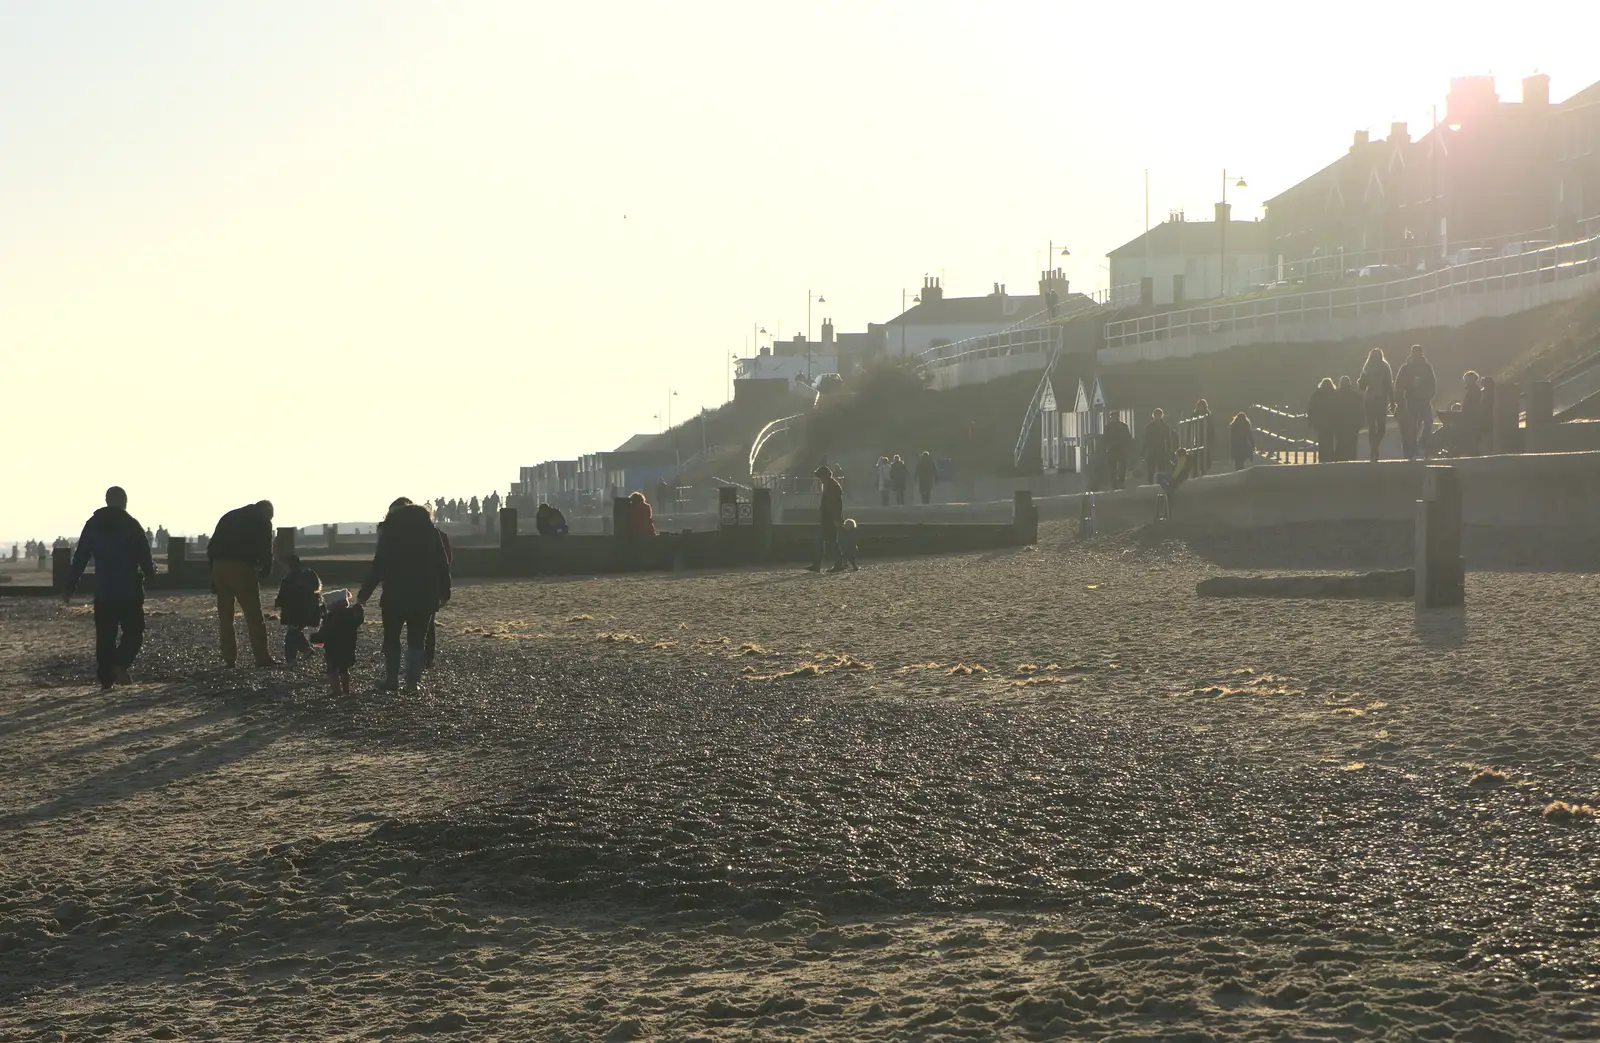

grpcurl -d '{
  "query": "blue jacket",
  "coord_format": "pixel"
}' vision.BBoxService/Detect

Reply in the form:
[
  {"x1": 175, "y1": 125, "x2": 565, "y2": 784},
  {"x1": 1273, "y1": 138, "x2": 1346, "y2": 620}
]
[{"x1": 67, "y1": 506, "x2": 156, "y2": 601}]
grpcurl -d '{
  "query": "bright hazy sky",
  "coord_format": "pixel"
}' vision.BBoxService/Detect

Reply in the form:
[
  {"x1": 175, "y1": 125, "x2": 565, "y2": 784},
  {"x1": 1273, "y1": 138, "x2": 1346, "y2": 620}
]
[{"x1": 4, "y1": 0, "x2": 1595, "y2": 542}]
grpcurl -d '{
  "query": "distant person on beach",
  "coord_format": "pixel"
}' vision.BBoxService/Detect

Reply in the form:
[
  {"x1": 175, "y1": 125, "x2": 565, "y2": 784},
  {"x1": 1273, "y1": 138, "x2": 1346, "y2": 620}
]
[
  {"x1": 535, "y1": 503, "x2": 569, "y2": 536},
  {"x1": 485, "y1": 490, "x2": 501, "y2": 534},
  {"x1": 1334, "y1": 376, "x2": 1363, "y2": 461},
  {"x1": 359, "y1": 499, "x2": 451, "y2": 692},
  {"x1": 626, "y1": 492, "x2": 656, "y2": 537},
  {"x1": 208, "y1": 501, "x2": 277, "y2": 669},
  {"x1": 1308, "y1": 378, "x2": 1338, "y2": 462},
  {"x1": 1230, "y1": 413, "x2": 1256, "y2": 470},
  {"x1": 63, "y1": 486, "x2": 156, "y2": 691},
  {"x1": 1394, "y1": 344, "x2": 1437, "y2": 460},
  {"x1": 807, "y1": 465, "x2": 846, "y2": 573},
  {"x1": 1358, "y1": 348, "x2": 1395, "y2": 462},
  {"x1": 273, "y1": 554, "x2": 324, "y2": 665},
  {"x1": 839, "y1": 517, "x2": 861, "y2": 572},
  {"x1": 876, "y1": 456, "x2": 892, "y2": 506},
  {"x1": 310, "y1": 588, "x2": 363, "y2": 696},
  {"x1": 469, "y1": 495, "x2": 480, "y2": 525},
  {"x1": 1104, "y1": 413, "x2": 1134, "y2": 490},
  {"x1": 889, "y1": 455, "x2": 908, "y2": 505},
  {"x1": 1141, "y1": 409, "x2": 1175, "y2": 485},
  {"x1": 914, "y1": 451, "x2": 936, "y2": 505},
  {"x1": 1189, "y1": 400, "x2": 1215, "y2": 476}
]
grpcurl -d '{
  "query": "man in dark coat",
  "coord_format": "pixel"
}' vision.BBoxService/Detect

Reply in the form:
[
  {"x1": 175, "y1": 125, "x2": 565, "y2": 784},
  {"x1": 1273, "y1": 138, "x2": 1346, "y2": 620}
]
[
  {"x1": 359, "y1": 500, "x2": 451, "y2": 691},
  {"x1": 1141, "y1": 409, "x2": 1175, "y2": 485},
  {"x1": 208, "y1": 500, "x2": 276, "y2": 668},
  {"x1": 913, "y1": 451, "x2": 937, "y2": 505},
  {"x1": 889, "y1": 455, "x2": 909, "y2": 505},
  {"x1": 1103, "y1": 414, "x2": 1134, "y2": 490},
  {"x1": 807, "y1": 465, "x2": 846, "y2": 573},
  {"x1": 1394, "y1": 344, "x2": 1437, "y2": 460},
  {"x1": 64, "y1": 486, "x2": 157, "y2": 690}
]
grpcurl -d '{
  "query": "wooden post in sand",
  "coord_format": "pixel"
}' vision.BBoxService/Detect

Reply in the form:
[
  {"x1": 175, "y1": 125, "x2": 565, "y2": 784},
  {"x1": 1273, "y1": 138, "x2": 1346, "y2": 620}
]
[
  {"x1": 752, "y1": 488, "x2": 773, "y2": 558},
  {"x1": 52, "y1": 546, "x2": 71, "y2": 592},
  {"x1": 1490, "y1": 382, "x2": 1522, "y2": 455},
  {"x1": 1527, "y1": 381, "x2": 1555, "y2": 430},
  {"x1": 166, "y1": 537, "x2": 187, "y2": 586},
  {"x1": 498, "y1": 508, "x2": 518, "y2": 553},
  {"x1": 1013, "y1": 491, "x2": 1038, "y2": 545},
  {"x1": 1415, "y1": 465, "x2": 1464, "y2": 610}
]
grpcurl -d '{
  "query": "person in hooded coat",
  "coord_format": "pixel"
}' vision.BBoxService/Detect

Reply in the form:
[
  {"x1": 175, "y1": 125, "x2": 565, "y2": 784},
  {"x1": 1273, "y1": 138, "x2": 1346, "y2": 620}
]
[
  {"x1": 64, "y1": 486, "x2": 156, "y2": 690},
  {"x1": 358, "y1": 500, "x2": 451, "y2": 692}
]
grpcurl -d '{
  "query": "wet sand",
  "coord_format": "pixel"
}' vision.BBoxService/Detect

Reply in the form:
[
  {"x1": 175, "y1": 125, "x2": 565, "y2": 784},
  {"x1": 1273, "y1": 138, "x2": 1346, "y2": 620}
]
[{"x1": 2, "y1": 521, "x2": 1597, "y2": 1041}]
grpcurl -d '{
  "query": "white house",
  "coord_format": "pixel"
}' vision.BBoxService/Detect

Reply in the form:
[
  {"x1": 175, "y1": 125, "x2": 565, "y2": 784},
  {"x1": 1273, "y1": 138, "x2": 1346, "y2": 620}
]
[
  {"x1": 1108, "y1": 208, "x2": 1269, "y2": 307},
  {"x1": 883, "y1": 272, "x2": 1090, "y2": 358}
]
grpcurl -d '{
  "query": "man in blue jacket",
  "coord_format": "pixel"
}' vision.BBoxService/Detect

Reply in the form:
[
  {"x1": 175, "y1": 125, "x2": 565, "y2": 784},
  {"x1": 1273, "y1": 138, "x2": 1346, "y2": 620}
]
[{"x1": 64, "y1": 486, "x2": 157, "y2": 690}]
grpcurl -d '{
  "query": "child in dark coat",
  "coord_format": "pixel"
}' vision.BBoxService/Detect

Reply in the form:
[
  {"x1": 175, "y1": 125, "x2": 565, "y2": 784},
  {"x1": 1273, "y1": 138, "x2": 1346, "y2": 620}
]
[
  {"x1": 311, "y1": 588, "x2": 364, "y2": 696},
  {"x1": 274, "y1": 555, "x2": 324, "y2": 664},
  {"x1": 839, "y1": 518, "x2": 860, "y2": 571}
]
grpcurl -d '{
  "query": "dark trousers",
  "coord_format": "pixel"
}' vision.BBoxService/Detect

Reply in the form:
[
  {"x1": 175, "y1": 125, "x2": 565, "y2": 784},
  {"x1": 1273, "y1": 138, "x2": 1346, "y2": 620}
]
[
  {"x1": 424, "y1": 616, "x2": 438, "y2": 666},
  {"x1": 918, "y1": 483, "x2": 933, "y2": 505},
  {"x1": 382, "y1": 609, "x2": 433, "y2": 657},
  {"x1": 93, "y1": 598, "x2": 144, "y2": 686},
  {"x1": 894, "y1": 488, "x2": 905, "y2": 505},
  {"x1": 1367, "y1": 409, "x2": 1387, "y2": 462},
  {"x1": 1108, "y1": 456, "x2": 1128, "y2": 490},
  {"x1": 814, "y1": 526, "x2": 843, "y2": 569}
]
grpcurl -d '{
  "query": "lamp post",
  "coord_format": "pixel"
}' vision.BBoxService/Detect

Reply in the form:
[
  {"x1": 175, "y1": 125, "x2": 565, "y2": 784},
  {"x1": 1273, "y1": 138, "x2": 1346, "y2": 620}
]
[
  {"x1": 806, "y1": 290, "x2": 826, "y2": 381},
  {"x1": 1220, "y1": 169, "x2": 1247, "y2": 298},
  {"x1": 1045, "y1": 241, "x2": 1070, "y2": 315}
]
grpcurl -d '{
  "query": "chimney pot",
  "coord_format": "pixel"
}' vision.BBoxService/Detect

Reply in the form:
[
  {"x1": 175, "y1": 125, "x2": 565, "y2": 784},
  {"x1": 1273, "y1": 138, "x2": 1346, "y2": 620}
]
[{"x1": 1389, "y1": 121, "x2": 1409, "y2": 143}]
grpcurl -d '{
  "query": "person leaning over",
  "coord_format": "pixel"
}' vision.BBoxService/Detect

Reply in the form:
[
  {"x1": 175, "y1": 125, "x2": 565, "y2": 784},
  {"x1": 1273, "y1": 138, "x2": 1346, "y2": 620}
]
[{"x1": 208, "y1": 500, "x2": 277, "y2": 668}]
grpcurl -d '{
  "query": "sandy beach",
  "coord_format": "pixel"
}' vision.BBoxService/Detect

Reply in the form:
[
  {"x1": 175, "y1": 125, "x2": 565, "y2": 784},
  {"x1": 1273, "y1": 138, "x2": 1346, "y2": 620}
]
[{"x1": 2, "y1": 520, "x2": 1597, "y2": 1041}]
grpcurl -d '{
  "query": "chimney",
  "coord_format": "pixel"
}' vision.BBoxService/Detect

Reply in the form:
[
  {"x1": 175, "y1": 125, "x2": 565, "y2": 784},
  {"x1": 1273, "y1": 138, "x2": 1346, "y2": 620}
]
[
  {"x1": 920, "y1": 276, "x2": 943, "y2": 303},
  {"x1": 1389, "y1": 121, "x2": 1409, "y2": 144},
  {"x1": 1214, "y1": 201, "x2": 1232, "y2": 225},
  {"x1": 1523, "y1": 73, "x2": 1550, "y2": 107},
  {"x1": 1350, "y1": 129, "x2": 1369, "y2": 152},
  {"x1": 821, "y1": 319, "x2": 835, "y2": 345},
  {"x1": 1038, "y1": 268, "x2": 1070, "y2": 300},
  {"x1": 1446, "y1": 75, "x2": 1498, "y2": 123}
]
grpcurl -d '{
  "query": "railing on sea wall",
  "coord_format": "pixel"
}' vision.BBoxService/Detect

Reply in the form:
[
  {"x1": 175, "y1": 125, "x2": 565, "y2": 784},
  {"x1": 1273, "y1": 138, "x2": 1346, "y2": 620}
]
[
  {"x1": 915, "y1": 296, "x2": 1111, "y2": 371},
  {"x1": 1105, "y1": 235, "x2": 1600, "y2": 351},
  {"x1": 1245, "y1": 404, "x2": 1318, "y2": 464},
  {"x1": 748, "y1": 414, "x2": 803, "y2": 475}
]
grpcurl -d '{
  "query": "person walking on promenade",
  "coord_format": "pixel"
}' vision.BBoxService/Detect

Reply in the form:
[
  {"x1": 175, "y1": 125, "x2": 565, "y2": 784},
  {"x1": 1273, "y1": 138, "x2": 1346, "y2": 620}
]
[
  {"x1": 889, "y1": 455, "x2": 909, "y2": 505},
  {"x1": 63, "y1": 486, "x2": 156, "y2": 690},
  {"x1": 1229, "y1": 413, "x2": 1256, "y2": 470},
  {"x1": 1104, "y1": 412, "x2": 1134, "y2": 490},
  {"x1": 807, "y1": 465, "x2": 846, "y2": 573},
  {"x1": 876, "y1": 456, "x2": 892, "y2": 507},
  {"x1": 1334, "y1": 376, "x2": 1364, "y2": 461},
  {"x1": 1358, "y1": 348, "x2": 1395, "y2": 462},
  {"x1": 1308, "y1": 378, "x2": 1338, "y2": 462},
  {"x1": 913, "y1": 451, "x2": 937, "y2": 505},
  {"x1": 1141, "y1": 409, "x2": 1175, "y2": 486},
  {"x1": 1394, "y1": 344, "x2": 1437, "y2": 460},
  {"x1": 1189, "y1": 400, "x2": 1215, "y2": 476},
  {"x1": 359, "y1": 499, "x2": 451, "y2": 692},
  {"x1": 208, "y1": 500, "x2": 276, "y2": 668}
]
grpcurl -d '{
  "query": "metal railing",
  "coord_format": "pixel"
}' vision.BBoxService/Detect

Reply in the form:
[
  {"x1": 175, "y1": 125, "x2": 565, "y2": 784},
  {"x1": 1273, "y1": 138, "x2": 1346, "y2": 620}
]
[
  {"x1": 916, "y1": 295, "x2": 1110, "y2": 369},
  {"x1": 748, "y1": 413, "x2": 803, "y2": 475},
  {"x1": 1245, "y1": 405, "x2": 1318, "y2": 464},
  {"x1": 1105, "y1": 235, "x2": 1600, "y2": 351}
]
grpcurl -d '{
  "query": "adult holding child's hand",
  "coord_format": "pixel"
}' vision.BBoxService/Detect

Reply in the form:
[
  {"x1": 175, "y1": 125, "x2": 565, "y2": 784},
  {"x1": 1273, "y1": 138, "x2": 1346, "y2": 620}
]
[{"x1": 360, "y1": 498, "x2": 452, "y2": 692}]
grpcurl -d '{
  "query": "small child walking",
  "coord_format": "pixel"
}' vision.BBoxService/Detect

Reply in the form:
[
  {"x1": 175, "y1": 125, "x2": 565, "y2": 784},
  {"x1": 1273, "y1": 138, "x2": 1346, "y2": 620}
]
[
  {"x1": 274, "y1": 555, "x2": 324, "y2": 664},
  {"x1": 311, "y1": 588, "x2": 364, "y2": 696},
  {"x1": 839, "y1": 518, "x2": 861, "y2": 572}
]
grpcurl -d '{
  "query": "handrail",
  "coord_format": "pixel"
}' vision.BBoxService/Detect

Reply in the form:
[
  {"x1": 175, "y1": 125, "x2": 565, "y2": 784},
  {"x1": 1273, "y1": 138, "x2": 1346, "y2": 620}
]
[
  {"x1": 915, "y1": 296, "x2": 1109, "y2": 367},
  {"x1": 748, "y1": 413, "x2": 803, "y2": 475},
  {"x1": 1105, "y1": 234, "x2": 1600, "y2": 351}
]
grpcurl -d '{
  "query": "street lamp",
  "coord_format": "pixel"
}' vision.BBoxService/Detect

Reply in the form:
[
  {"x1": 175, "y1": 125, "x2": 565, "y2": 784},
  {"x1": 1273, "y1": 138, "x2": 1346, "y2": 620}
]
[
  {"x1": 1220, "y1": 170, "x2": 1247, "y2": 297},
  {"x1": 806, "y1": 291, "x2": 826, "y2": 382}
]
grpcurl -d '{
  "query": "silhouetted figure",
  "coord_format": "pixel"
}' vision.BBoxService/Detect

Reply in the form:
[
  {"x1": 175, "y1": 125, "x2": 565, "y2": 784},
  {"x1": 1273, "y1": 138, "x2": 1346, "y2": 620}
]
[
  {"x1": 208, "y1": 501, "x2": 276, "y2": 668},
  {"x1": 807, "y1": 465, "x2": 846, "y2": 572},
  {"x1": 914, "y1": 451, "x2": 936, "y2": 505},
  {"x1": 889, "y1": 455, "x2": 909, "y2": 505},
  {"x1": 274, "y1": 554, "x2": 324, "y2": 665},
  {"x1": 536, "y1": 503, "x2": 569, "y2": 536},
  {"x1": 1394, "y1": 344, "x2": 1437, "y2": 460},
  {"x1": 1358, "y1": 348, "x2": 1395, "y2": 462},
  {"x1": 876, "y1": 456, "x2": 892, "y2": 506},
  {"x1": 1334, "y1": 376, "x2": 1364, "y2": 461},
  {"x1": 840, "y1": 517, "x2": 860, "y2": 571},
  {"x1": 359, "y1": 500, "x2": 451, "y2": 692},
  {"x1": 1458, "y1": 371, "x2": 1487, "y2": 456},
  {"x1": 64, "y1": 486, "x2": 156, "y2": 690},
  {"x1": 485, "y1": 490, "x2": 501, "y2": 534},
  {"x1": 1142, "y1": 409, "x2": 1175, "y2": 485},
  {"x1": 1103, "y1": 414, "x2": 1134, "y2": 490},
  {"x1": 1230, "y1": 413, "x2": 1256, "y2": 470},
  {"x1": 1308, "y1": 378, "x2": 1338, "y2": 462},
  {"x1": 144, "y1": 527, "x2": 154, "y2": 548},
  {"x1": 469, "y1": 495, "x2": 480, "y2": 525},
  {"x1": 626, "y1": 492, "x2": 656, "y2": 537},
  {"x1": 311, "y1": 589, "x2": 363, "y2": 696}
]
